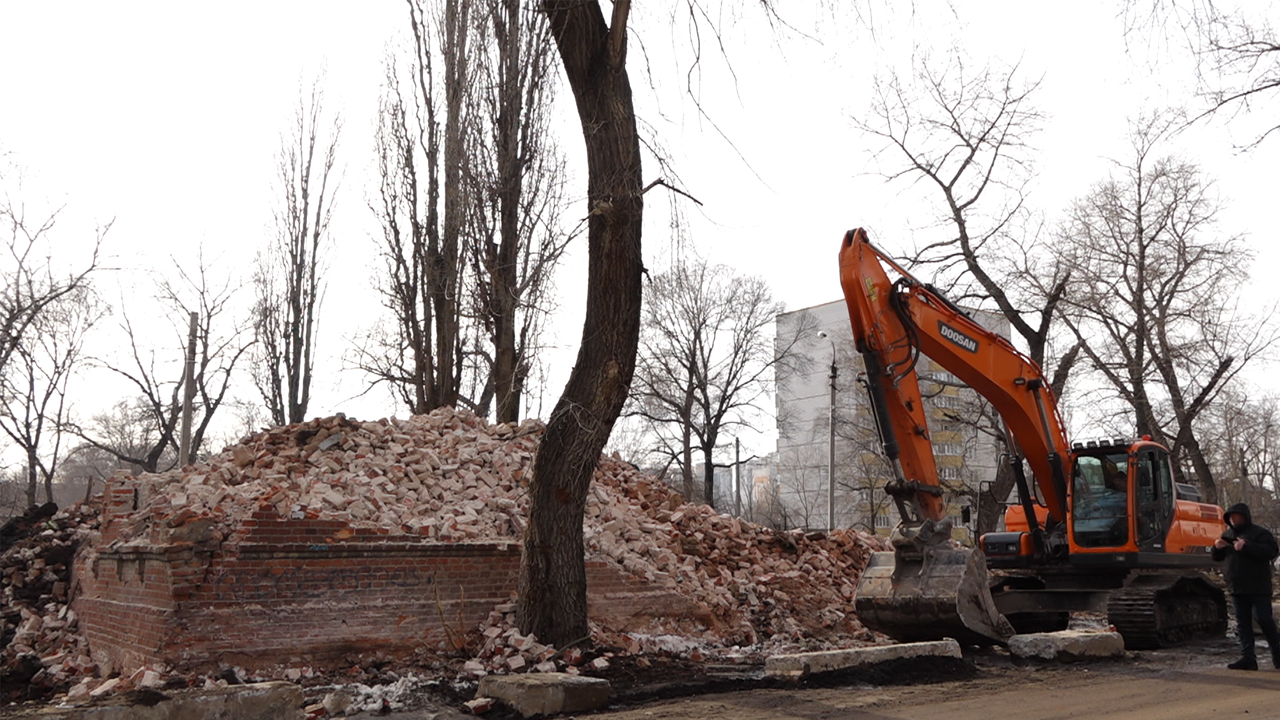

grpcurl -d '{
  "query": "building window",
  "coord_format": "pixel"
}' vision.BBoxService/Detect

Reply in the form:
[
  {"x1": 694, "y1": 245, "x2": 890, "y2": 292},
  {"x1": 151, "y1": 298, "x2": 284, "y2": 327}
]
[{"x1": 932, "y1": 394, "x2": 962, "y2": 409}]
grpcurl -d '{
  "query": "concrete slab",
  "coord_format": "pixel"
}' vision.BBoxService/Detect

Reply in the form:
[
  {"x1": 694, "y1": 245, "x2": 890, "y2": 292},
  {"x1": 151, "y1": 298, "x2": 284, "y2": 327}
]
[
  {"x1": 476, "y1": 673, "x2": 610, "y2": 718},
  {"x1": 22, "y1": 681, "x2": 304, "y2": 720},
  {"x1": 1008, "y1": 630, "x2": 1125, "y2": 661},
  {"x1": 765, "y1": 639, "x2": 963, "y2": 678}
]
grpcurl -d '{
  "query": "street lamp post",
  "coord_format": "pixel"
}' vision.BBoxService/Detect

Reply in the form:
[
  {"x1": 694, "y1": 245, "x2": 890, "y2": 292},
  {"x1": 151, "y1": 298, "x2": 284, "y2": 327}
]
[{"x1": 818, "y1": 331, "x2": 837, "y2": 531}]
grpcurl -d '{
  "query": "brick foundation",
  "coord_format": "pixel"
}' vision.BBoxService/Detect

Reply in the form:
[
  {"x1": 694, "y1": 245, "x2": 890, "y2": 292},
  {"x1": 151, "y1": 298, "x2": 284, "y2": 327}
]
[{"x1": 73, "y1": 478, "x2": 708, "y2": 674}]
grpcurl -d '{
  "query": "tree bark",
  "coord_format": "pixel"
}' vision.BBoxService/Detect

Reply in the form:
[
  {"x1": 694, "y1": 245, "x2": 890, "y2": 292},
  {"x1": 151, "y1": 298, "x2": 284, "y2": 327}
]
[
  {"x1": 702, "y1": 443, "x2": 716, "y2": 509},
  {"x1": 516, "y1": 0, "x2": 642, "y2": 649}
]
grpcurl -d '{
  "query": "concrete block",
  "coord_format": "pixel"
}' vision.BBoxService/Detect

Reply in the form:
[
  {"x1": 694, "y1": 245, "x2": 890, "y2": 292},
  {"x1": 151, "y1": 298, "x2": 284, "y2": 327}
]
[
  {"x1": 1008, "y1": 630, "x2": 1125, "y2": 661},
  {"x1": 29, "y1": 681, "x2": 304, "y2": 720},
  {"x1": 477, "y1": 673, "x2": 610, "y2": 718},
  {"x1": 765, "y1": 639, "x2": 963, "y2": 678}
]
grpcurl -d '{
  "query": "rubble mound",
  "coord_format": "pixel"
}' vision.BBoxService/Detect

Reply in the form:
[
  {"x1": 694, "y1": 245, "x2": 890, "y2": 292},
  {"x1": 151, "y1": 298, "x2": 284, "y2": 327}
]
[
  {"x1": 1, "y1": 502, "x2": 99, "y2": 702},
  {"x1": 110, "y1": 411, "x2": 542, "y2": 547},
  {"x1": 5, "y1": 407, "x2": 890, "y2": 702}
]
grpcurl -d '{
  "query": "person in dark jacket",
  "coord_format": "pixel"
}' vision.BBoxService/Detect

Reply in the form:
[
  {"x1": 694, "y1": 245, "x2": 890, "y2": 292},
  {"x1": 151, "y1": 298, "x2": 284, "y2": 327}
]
[{"x1": 1212, "y1": 503, "x2": 1280, "y2": 670}]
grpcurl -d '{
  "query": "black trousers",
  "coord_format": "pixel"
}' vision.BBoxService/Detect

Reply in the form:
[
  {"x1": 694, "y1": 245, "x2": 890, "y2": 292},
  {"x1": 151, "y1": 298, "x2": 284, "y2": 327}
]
[{"x1": 1232, "y1": 593, "x2": 1280, "y2": 660}]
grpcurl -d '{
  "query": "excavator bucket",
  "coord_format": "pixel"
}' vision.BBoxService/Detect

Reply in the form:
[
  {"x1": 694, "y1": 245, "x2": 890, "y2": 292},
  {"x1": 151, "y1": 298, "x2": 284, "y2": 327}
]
[{"x1": 855, "y1": 547, "x2": 1015, "y2": 645}]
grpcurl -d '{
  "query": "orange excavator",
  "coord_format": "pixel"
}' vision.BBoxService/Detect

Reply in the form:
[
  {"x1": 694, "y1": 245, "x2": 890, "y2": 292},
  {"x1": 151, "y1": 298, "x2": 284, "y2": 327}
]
[{"x1": 841, "y1": 228, "x2": 1227, "y2": 647}]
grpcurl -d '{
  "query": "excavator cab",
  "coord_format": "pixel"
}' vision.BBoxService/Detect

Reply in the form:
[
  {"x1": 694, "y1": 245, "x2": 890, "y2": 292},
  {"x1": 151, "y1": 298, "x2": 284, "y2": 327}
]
[
  {"x1": 1068, "y1": 440, "x2": 1183, "y2": 555},
  {"x1": 1070, "y1": 452, "x2": 1131, "y2": 548}
]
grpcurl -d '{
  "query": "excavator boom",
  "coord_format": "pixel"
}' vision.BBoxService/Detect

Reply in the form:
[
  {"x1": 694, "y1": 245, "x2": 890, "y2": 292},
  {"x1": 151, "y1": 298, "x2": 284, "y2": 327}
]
[{"x1": 841, "y1": 228, "x2": 1077, "y2": 644}]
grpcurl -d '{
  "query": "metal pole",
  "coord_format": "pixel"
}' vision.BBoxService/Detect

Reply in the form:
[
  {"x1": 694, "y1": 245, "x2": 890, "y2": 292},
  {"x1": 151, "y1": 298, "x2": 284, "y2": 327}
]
[
  {"x1": 179, "y1": 311, "x2": 198, "y2": 467},
  {"x1": 828, "y1": 352, "x2": 837, "y2": 531}
]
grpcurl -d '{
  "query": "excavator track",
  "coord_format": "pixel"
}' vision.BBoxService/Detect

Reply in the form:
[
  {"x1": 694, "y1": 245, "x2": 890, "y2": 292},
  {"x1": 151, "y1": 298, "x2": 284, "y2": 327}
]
[{"x1": 1106, "y1": 574, "x2": 1227, "y2": 650}]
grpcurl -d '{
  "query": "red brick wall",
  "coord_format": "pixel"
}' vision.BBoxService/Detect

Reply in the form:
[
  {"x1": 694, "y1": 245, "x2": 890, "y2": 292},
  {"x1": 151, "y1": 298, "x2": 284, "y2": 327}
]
[{"x1": 74, "y1": 478, "x2": 706, "y2": 674}]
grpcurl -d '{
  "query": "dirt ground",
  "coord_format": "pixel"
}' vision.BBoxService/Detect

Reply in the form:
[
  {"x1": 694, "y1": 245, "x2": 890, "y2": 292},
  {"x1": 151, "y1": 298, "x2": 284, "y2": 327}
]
[
  {"x1": 5, "y1": 634, "x2": 1275, "y2": 719},
  {"x1": 331, "y1": 631, "x2": 1280, "y2": 720},
  {"x1": 579, "y1": 636, "x2": 1278, "y2": 720}
]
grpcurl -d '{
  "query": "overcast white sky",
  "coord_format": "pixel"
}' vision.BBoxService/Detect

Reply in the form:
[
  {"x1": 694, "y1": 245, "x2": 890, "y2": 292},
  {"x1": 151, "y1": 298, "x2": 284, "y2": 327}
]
[{"x1": 1, "y1": 1, "x2": 1277, "y2": 458}]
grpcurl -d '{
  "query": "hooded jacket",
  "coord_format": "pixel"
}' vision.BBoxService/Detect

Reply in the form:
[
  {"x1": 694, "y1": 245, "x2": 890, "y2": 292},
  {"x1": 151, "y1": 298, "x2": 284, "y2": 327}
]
[{"x1": 1212, "y1": 503, "x2": 1279, "y2": 595}]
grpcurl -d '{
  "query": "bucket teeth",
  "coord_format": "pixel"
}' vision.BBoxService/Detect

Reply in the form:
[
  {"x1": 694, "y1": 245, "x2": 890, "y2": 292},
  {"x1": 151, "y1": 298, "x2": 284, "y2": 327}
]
[{"x1": 855, "y1": 548, "x2": 1014, "y2": 645}]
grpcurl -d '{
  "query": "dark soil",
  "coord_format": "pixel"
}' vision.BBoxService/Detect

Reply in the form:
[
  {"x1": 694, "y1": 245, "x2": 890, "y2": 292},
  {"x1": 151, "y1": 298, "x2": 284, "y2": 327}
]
[{"x1": 581, "y1": 654, "x2": 975, "y2": 708}]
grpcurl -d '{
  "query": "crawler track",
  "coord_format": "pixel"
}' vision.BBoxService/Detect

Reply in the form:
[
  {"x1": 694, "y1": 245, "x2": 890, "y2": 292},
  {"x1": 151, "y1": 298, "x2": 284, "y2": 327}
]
[{"x1": 1106, "y1": 574, "x2": 1227, "y2": 649}]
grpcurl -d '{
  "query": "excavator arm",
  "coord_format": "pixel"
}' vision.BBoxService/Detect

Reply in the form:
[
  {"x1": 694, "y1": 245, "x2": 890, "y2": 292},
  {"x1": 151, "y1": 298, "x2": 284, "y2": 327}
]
[
  {"x1": 840, "y1": 227, "x2": 1072, "y2": 644},
  {"x1": 840, "y1": 228, "x2": 1072, "y2": 526}
]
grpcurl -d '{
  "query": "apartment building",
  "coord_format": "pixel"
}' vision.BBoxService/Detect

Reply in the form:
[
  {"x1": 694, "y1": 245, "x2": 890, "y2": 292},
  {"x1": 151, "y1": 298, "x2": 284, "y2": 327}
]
[{"x1": 772, "y1": 299, "x2": 1009, "y2": 538}]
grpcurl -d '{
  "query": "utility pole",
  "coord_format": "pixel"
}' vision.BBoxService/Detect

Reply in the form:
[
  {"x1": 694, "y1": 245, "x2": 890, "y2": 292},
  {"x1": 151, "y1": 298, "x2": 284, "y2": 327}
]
[
  {"x1": 818, "y1": 331, "x2": 837, "y2": 531},
  {"x1": 828, "y1": 352, "x2": 837, "y2": 531},
  {"x1": 178, "y1": 311, "x2": 198, "y2": 467}
]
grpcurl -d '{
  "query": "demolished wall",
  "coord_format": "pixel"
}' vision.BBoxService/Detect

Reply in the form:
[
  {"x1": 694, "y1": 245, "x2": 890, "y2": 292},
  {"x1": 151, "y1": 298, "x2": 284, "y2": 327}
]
[{"x1": 8, "y1": 407, "x2": 888, "y2": 693}]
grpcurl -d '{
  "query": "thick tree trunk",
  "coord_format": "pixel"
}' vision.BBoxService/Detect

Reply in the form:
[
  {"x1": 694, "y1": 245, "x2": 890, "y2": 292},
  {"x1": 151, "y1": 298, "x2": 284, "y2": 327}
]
[
  {"x1": 681, "y1": 415, "x2": 694, "y2": 501},
  {"x1": 680, "y1": 374, "x2": 695, "y2": 500},
  {"x1": 26, "y1": 447, "x2": 38, "y2": 507},
  {"x1": 702, "y1": 444, "x2": 716, "y2": 510},
  {"x1": 516, "y1": 0, "x2": 642, "y2": 649},
  {"x1": 1178, "y1": 433, "x2": 1220, "y2": 506}
]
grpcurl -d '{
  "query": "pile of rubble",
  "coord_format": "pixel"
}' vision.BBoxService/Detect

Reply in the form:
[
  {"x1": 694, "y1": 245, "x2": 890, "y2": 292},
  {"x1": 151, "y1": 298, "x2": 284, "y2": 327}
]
[
  {"x1": 111, "y1": 411, "x2": 542, "y2": 549},
  {"x1": 3, "y1": 407, "x2": 890, "y2": 702},
  {"x1": 0, "y1": 502, "x2": 100, "y2": 702}
]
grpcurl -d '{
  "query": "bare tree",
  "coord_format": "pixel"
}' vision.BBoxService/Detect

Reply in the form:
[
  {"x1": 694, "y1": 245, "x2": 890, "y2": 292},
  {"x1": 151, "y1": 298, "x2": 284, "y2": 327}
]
[
  {"x1": 73, "y1": 397, "x2": 168, "y2": 477},
  {"x1": 1197, "y1": 386, "x2": 1280, "y2": 528},
  {"x1": 466, "y1": 0, "x2": 573, "y2": 423},
  {"x1": 628, "y1": 259, "x2": 787, "y2": 508},
  {"x1": 754, "y1": 474, "x2": 801, "y2": 531},
  {"x1": 251, "y1": 79, "x2": 340, "y2": 426},
  {"x1": 1056, "y1": 115, "x2": 1276, "y2": 503},
  {"x1": 1126, "y1": 1, "x2": 1280, "y2": 148},
  {"x1": 516, "y1": 0, "x2": 646, "y2": 649},
  {"x1": 856, "y1": 50, "x2": 1085, "y2": 526},
  {"x1": 856, "y1": 51, "x2": 1076, "y2": 379},
  {"x1": 358, "y1": 0, "x2": 481, "y2": 415},
  {"x1": 769, "y1": 447, "x2": 830, "y2": 531},
  {"x1": 0, "y1": 285, "x2": 102, "y2": 505},
  {"x1": 517, "y1": 0, "x2": 857, "y2": 648},
  {"x1": 1, "y1": 162, "x2": 104, "y2": 382},
  {"x1": 0, "y1": 469, "x2": 27, "y2": 520},
  {"x1": 830, "y1": 385, "x2": 907, "y2": 534},
  {"x1": 70, "y1": 255, "x2": 252, "y2": 473},
  {"x1": 58, "y1": 441, "x2": 133, "y2": 504},
  {"x1": 359, "y1": 0, "x2": 570, "y2": 422},
  {"x1": 357, "y1": 0, "x2": 476, "y2": 414}
]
